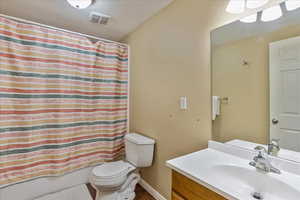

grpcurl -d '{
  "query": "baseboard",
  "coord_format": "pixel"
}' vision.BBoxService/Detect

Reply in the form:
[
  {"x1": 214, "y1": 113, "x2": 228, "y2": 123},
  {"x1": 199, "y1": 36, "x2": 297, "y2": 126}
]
[{"x1": 139, "y1": 179, "x2": 167, "y2": 200}]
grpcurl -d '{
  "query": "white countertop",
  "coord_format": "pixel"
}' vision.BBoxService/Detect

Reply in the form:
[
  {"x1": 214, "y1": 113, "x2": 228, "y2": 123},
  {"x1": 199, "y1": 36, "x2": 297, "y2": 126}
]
[{"x1": 166, "y1": 141, "x2": 300, "y2": 200}]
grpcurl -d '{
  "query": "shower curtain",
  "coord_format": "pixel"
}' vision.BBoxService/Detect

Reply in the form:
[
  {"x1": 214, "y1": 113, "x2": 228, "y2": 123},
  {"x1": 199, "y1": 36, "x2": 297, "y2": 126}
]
[{"x1": 0, "y1": 16, "x2": 128, "y2": 187}]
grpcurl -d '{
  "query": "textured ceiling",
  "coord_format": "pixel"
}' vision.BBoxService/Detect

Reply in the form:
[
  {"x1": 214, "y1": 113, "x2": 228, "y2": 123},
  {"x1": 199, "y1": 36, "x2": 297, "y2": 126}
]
[{"x1": 0, "y1": 0, "x2": 173, "y2": 41}]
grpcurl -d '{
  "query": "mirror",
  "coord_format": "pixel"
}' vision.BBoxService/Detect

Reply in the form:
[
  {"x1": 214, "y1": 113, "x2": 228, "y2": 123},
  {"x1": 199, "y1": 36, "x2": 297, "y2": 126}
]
[{"x1": 211, "y1": 1, "x2": 300, "y2": 162}]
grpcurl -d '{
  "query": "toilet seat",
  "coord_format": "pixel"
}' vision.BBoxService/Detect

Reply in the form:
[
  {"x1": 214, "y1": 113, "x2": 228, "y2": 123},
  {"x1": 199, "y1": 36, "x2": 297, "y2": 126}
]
[{"x1": 91, "y1": 161, "x2": 136, "y2": 188}]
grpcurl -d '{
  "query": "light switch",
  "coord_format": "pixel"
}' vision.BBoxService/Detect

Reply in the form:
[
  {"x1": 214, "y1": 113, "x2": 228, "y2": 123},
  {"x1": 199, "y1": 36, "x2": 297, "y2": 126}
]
[{"x1": 180, "y1": 96, "x2": 188, "y2": 110}]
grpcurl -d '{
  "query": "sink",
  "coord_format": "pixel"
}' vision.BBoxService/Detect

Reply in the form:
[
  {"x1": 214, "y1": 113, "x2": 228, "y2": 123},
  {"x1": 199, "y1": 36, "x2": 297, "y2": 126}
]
[
  {"x1": 210, "y1": 165, "x2": 300, "y2": 200},
  {"x1": 166, "y1": 141, "x2": 300, "y2": 200}
]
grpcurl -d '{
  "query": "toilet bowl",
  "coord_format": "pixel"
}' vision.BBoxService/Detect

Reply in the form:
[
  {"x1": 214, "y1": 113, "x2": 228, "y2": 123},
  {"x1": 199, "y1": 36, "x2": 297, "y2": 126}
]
[{"x1": 90, "y1": 133, "x2": 155, "y2": 200}]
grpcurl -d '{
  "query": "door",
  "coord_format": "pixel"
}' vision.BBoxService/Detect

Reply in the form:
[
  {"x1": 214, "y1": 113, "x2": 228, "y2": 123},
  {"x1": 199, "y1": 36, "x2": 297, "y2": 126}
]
[{"x1": 270, "y1": 36, "x2": 300, "y2": 152}]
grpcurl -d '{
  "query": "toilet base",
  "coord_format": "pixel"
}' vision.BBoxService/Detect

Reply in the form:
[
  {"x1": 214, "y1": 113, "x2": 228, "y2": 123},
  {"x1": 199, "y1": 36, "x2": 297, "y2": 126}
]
[{"x1": 95, "y1": 172, "x2": 140, "y2": 200}]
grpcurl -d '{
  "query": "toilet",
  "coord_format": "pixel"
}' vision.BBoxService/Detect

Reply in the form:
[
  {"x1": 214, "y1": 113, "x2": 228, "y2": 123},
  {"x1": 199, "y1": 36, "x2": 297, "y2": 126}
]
[{"x1": 89, "y1": 133, "x2": 155, "y2": 200}]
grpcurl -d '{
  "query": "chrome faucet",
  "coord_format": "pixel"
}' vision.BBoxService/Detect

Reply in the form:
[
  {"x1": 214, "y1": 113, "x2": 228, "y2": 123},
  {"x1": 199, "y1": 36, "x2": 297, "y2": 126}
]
[
  {"x1": 253, "y1": 139, "x2": 280, "y2": 156},
  {"x1": 249, "y1": 147, "x2": 281, "y2": 174},
  {"x1": 268, "y1": 139, "x2": 280, "y2": 156}
]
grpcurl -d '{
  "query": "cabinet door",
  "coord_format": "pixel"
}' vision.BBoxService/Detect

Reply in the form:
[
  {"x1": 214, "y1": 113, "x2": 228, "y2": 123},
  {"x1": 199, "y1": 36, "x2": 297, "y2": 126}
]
[
  {"x1": 172, "y1": 190, "x2": 206, "y2": 200},
  {"x1": 172, "y1": 191, "x2": 187, "y2": 200},
  {"x1": 172, "y1": 171, "x2": 227, "y2": 200}
]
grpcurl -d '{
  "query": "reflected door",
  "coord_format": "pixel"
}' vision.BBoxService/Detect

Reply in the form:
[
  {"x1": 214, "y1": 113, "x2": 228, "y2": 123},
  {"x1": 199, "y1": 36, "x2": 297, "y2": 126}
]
[{"x1": 270, "y1": 36, "x2": 300, "y2": 152}]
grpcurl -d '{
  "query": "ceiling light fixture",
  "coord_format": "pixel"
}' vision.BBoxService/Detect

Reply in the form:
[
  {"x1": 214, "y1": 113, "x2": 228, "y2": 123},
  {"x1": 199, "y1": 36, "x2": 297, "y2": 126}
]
[
  {"x1": 66, "y1": 0, "x2": 92, "y2": 9},
  {"x1": 261, "y1": 5, "x2": 282, "y2": 22},
  {"x1": 246, "y1": 0, "x2": 269, "y2": 9},
  {"x1": 240, "y1": 13, "x2": 258, "y2": 23},
  {"x1": 226, "y1": 0, "x2": 246, "y2": 14},
  {"x1": 285, "y1": 0, "x2": 300, "y2": 11}
]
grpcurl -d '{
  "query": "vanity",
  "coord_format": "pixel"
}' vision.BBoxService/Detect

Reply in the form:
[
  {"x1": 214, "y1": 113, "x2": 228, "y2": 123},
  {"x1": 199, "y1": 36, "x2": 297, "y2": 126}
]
[
  {"x1": 166, "y1": 141, "x2": 300, "y2": 200},
  {"x1": 171, "y1": 170, "x2": 226, "y2": 200}
]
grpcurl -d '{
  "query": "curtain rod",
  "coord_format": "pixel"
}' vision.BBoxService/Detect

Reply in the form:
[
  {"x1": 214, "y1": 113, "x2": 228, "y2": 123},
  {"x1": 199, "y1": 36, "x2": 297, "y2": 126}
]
[{"x1": 0, "y1": 13, "x2": 128, "y2": 47}]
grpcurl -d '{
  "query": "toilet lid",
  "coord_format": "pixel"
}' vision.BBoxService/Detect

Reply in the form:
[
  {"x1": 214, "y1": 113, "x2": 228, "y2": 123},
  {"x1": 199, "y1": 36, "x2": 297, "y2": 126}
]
[{"x1": 92, "y1": 161, "x2": 135, "y2": 178}]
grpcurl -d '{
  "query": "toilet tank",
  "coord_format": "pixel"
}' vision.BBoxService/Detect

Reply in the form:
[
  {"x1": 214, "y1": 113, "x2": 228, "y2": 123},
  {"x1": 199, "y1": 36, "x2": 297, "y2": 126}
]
[{"x1": 125, "y1": 133, "x2": 155, "y2": 167}]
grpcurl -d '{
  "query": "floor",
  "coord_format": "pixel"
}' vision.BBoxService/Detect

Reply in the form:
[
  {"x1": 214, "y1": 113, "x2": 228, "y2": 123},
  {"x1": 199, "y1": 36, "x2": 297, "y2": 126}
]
[
  {"x1": 86, "y1": 184, "x2": 155, "y2": 200},
  {"x1": 135, "y1": 184, "x2": 156, "y2": 200}
]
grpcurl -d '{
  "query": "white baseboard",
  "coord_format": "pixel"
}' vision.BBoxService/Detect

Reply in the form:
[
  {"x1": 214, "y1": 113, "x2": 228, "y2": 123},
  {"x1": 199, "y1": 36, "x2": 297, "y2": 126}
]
[{"x1": 138, "y1": 179, "x2": 167, "y2": 200}]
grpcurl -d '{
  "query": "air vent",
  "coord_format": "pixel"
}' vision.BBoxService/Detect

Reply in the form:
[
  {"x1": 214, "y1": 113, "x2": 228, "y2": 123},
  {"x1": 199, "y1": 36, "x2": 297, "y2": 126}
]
[{"x1": 89, "y1": 12, "x2": 111, "y2": 25}]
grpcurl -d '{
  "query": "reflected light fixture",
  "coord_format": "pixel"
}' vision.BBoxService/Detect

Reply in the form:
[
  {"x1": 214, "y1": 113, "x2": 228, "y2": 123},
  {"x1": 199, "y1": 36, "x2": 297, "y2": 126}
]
[
  {"x1": 226, "y1": 0, "x2": 246, "y2": 14},
  {"x1": 285, "y1": 0, "x2": 300, "y2": 11},
  {"x1": 66, "y1": 0, "x2": 92, "y2": 9},
  {"x1": 246, "y1": 0, "x2": 269, "y2": 9},
  {"x1": 240, "y1": 13, "x2": 257, "y2": 23},
  {"x1": 261, "y1": 5, "x2": 282, "y2": 22}
]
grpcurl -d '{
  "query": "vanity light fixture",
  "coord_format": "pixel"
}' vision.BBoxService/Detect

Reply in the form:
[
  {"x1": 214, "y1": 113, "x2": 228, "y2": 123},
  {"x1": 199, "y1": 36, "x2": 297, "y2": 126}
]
[
  {"x1": 240, "y1": 13, "x2": 257, "y2": 23},
  {"x1": 226, "y1": 0, "x2": 246, "y2": 14},
  {"x1": 285, "y1": 0, "x2": 300, "y2": 11},
  {"x1": 246, "y1": 0, "x2": 269, "y2": 9},
  {"x1": 226, "y1": 0, "x2": 269, "y2": 14},
  {"x1": 66, "y1": 0, "x2": 92, "y2": 9},
  {"x1": 261, "y1": 5, "x2": 282, "y2": 22}
]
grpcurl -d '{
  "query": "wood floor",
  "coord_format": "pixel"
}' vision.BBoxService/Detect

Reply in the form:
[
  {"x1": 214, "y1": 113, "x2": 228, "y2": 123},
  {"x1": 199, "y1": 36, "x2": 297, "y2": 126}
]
[
  {"x1": 86, "y1": 183, "x2": 155, "y2": 200},
  {"x1": 135, "y1": 184, "x2": 156, "y2": 200}
]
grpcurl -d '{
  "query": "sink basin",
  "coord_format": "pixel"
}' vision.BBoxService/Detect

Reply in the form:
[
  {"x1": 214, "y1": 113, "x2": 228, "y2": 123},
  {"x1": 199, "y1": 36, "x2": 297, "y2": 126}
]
[
  {"x1": 166, "y1": 142, "x2": 300, "y2": 200},
  {"x1": 210, "y1": 165, "x2": 300, "y2": 200}
]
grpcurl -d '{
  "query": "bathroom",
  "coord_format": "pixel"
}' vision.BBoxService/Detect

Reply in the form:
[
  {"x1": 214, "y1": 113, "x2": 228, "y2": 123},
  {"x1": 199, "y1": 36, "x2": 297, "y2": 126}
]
[{"x1": 0, "y1": 0, "x2": 300, "y2": 199}]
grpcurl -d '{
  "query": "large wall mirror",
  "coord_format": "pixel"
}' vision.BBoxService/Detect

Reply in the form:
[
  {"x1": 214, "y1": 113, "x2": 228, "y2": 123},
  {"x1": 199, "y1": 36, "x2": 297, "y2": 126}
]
[{"x1": 211, "y1": 1, "x2": 300, "y2": 162}]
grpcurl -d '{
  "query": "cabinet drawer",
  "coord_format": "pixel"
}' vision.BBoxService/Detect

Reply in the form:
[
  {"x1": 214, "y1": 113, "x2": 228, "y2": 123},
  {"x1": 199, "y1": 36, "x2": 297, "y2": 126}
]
[{"x1": 172, "y1": 170, "x2": 227, "y2": 200}]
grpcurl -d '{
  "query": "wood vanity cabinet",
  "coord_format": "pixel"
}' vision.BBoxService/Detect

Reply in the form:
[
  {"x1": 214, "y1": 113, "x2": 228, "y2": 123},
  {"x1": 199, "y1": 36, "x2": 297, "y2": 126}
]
[{"x1": 171, "y1": 170, "x2": 227, "y2": 200}]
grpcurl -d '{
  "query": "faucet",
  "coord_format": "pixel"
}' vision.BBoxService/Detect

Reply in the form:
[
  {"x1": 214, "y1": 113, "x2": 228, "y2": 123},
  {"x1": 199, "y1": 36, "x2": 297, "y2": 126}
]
[
  {"x1": 253, "y1": 139, "x2": 280, "y2": 156},
  {"x1": 268, "y1": 139, "x2": 280, "y2": 156},
  {"x1": 249, "y1": 148, "x2": 281, "y2": 174}
]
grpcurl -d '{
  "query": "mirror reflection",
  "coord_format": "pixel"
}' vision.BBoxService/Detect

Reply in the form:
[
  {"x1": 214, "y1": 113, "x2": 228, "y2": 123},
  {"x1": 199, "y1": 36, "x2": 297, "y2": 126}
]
[{"x1": 211, "y1": 1, "x2": 300, "y2": 162}]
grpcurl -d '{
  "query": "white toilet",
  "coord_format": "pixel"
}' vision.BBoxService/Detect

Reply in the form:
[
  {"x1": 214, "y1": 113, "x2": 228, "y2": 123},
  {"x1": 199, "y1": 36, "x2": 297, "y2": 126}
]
[{"x1": 89, "y1": 133, "x2": 155, "y2": 200}]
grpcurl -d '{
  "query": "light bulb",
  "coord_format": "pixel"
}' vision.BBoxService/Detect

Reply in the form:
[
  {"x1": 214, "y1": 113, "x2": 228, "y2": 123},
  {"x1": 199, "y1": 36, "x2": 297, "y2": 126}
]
[
  {"x1": 285, "y1": 0, "x2": 300, "y2": 11},
  {"x1": 261, "y1": 5, "x2": 282, "y2": 22},
  {"x1": 226, "y1": 0, "x2": 246, "y2": 14},
  {"x1": 240, "y1": 13, "x2": 257, "y2": 23},
  {"x1": 66, "y1": 0, "x2": 92, "y2": 9},
  {"x1": 246, "y1": 0, "x2": 269, "y2": 9}
]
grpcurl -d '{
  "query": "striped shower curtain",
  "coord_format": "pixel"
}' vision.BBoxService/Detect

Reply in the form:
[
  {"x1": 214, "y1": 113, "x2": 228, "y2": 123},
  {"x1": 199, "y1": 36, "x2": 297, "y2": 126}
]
[{"x1": 0, "y1": 16, "x2": 128, "y2": 187}]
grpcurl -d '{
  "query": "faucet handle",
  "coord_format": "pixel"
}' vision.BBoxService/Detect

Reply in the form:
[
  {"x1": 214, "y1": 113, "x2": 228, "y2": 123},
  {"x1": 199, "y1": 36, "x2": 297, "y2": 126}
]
[
  {"x1": 254, "y1": 146, "x2": 267, "y2": 155},
  {"x1": 268, "y1": 139, "x2": 280, "y2": 156},
  {"x1": 270, "y1": 139, "x2": 280, "y2": 147}
]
